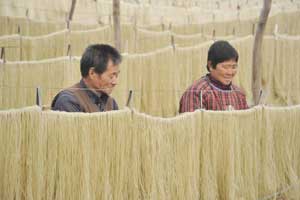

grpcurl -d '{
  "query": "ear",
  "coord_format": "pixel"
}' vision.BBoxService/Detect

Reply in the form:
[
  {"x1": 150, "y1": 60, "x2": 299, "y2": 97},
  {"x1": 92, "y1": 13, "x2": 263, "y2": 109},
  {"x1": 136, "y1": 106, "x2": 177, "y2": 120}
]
[
  {"x1": 88, "y1": 67, "x2": 97, "y2": 79},
  {"x1": 207, "y1": 61, "x2": 213, "y2": 71}
]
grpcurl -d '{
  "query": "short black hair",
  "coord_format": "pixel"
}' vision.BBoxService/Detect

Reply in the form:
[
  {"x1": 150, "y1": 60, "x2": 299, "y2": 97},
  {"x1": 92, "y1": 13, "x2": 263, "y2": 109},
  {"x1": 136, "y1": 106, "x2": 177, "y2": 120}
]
[
  {"x1": 206, "y1": 40, "x2": 239, "y2": 71},
  {"x1": 80, "y1": 44, "x2": 122, "y2": 77}
]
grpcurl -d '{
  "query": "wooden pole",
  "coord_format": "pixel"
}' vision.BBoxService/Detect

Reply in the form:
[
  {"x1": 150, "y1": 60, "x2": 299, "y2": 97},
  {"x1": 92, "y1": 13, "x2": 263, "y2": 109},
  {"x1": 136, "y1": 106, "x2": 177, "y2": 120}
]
[
  {"x1": 252, "y1": 23, "x2": 256, "y2": 35},
  {"x1": 212, "y1": 29, "x2": 216, "y2": 41},
  {"x1": 168, "y1": 22, "x2": 172, "y2": 30},
  {"x1": 26, "y1": 9, "x2": 29, "y2": 19},
  {"x1": 68, "y1": 0, "x2": 77, "y2": 21},
  {"x1": 18, "y1": 25, "x2": 22, "y2": 61},
  {"x1": 67, "y1": 44, "x2": 72, "y2": 59},
  {"x1": 36, "y1": 87, "x2": 42, "y2": 107},
  {"x1": 126, "y1": 90, "x2": 133, "y2": 107},
  {"x1": 0, "y1": 47, "x2": 5, "y2": 63},
  {"x1": 171, "y1": 35, "x2": 175, "y2": 51},
  {"x1": 113, "y1": 0, "x2": 121, "y2": 51},
  {"x1": 252, "y1": 0, "x2": 272, "y2": 105}
]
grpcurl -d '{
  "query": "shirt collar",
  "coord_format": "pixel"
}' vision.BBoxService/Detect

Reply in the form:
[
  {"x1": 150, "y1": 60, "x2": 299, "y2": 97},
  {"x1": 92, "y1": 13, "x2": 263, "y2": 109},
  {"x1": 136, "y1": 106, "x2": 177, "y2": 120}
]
[
  {"x1": 207, "y1": 73, "x2": 232, "y2": 91},
  {"x1": 79, "y1": 79, "x2": 109, "y2": 102}
]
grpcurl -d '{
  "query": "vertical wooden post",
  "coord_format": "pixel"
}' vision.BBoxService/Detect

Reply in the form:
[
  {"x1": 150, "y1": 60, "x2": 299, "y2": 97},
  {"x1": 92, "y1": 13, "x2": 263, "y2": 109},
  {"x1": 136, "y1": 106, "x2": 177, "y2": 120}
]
[
  {"x1": 67, "y1": 0, "x2": 77, "y2": 30},
  {"x1": 168, "y1": 22, "x2": 172, "y2": 30},
  {"x1": 17, "y1": 25, "x2": 21, "y2": 34},
  {"x1": 237, "y1": 4, "x2": 240, "y2": 21},
  {"x1": 0, "y1": 47, "x2": 5, "y2": 63},
  {"x1": 26, "y1": 9, "x2": 29, "y2": 19},
  {"x1": 273, "y1": 24, "x2": 278, "y2": 36},
  {"x1": 68, "y1": 0, "x2": 77, "y2": 21},
  {"x1": 18, "y1": 25, "x2": 23, "y2": 61},
  {"x1": 126, "y1": 90, "x2": 133, "y2": 107},
  {"x1": 171, "y1": 35, "x2": 175, "y2": 51},
  {"x1": 161, "y1": 23, "x2": 165, "y2": 31},
  {"x1": 36, "y1": 87, "x2": 42, "y2": 107},
  {"x1": 252, "y1": 0, "x2": 272, "y2": 105},
  {"x1": 67, "y1": 44, "x2": 72, "y2": 59},
  {"x1": 216, "y1": 1, "x2": 220, "y2": 9},
  {"x1": 113, "y1": 0, "x2": 121, "y2": 51},
  {"x1": 252, "y1": 23, "x2": 256, "y2": 35}
]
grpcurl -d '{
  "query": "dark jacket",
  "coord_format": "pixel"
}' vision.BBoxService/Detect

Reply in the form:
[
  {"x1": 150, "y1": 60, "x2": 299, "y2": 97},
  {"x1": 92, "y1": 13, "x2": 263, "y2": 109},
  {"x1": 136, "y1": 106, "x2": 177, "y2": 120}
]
[{"x1": 51, "y1": 79, "x2": 118, "y2": 112}]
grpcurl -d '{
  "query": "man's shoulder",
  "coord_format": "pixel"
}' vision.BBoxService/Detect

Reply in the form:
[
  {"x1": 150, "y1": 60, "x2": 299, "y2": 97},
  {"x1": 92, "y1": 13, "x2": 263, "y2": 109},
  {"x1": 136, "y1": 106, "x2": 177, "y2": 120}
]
[
  {"x1": 56, "y1": 89, "x2": 77, "y2": 100},
  {"x1": 54, "y1": 82, "x2": 82, "y2": 102},
  {"x1": 51, "y1": 88, "x2": 80, "y2": 111}
]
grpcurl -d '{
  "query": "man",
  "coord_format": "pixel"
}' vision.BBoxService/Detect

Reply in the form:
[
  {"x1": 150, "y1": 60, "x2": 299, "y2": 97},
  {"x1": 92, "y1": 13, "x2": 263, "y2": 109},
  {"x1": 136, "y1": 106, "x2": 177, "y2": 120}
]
[
  {"x1": 179, "y1": 40, "x2": 248, "y2": 112},
  {"x1": 51, "y1": 44, "x2": 121, "y2": 112}
]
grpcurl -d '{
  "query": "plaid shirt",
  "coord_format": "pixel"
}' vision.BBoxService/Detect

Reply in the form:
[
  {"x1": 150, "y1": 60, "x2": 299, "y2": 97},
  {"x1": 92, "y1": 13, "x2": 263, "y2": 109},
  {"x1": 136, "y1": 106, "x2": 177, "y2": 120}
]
[{"x1": 179, "y1": 74, "x2": 248, "y2": 112}]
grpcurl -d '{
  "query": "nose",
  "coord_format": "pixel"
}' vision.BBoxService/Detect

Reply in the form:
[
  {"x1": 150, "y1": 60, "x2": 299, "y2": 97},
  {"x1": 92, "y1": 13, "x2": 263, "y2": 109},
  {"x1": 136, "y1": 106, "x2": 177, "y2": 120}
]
[
  {"x1": 111, "y1": 76, "x2": 118, "y2": 86},
  {"x1": 227, "y1": 68, "x2": 236, "y2": 76}
]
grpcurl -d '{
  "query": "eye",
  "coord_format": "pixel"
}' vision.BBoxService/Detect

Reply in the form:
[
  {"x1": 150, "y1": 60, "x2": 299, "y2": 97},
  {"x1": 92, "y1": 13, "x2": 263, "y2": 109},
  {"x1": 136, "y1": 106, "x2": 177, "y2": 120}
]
[
  {"x1": 114, "y1": 72, "x2": 120, "y2": 77},
  {"x1": 109, "y1": 73, "x2": 118, "y2": 79},
  {"x1": 222, "y1": 64, "x2": 238, "y2": 69}
]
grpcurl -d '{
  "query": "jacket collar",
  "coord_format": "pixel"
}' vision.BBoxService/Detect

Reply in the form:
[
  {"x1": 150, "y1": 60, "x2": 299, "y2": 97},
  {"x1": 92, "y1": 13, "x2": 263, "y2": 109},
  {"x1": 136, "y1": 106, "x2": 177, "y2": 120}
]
[{"x1": 79, "y1": 79, "x2": 109, "y2": 102}]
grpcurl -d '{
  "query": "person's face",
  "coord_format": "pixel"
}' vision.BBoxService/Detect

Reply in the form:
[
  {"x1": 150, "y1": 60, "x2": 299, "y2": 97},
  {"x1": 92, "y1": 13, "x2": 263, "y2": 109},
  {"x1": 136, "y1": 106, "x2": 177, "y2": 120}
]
[
  {"x1": 209, "y1": 59, "x2": 238, "y2": 85},
  {"x1": 89, "y1": 60, "x2": 120, "y2": 94}
]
